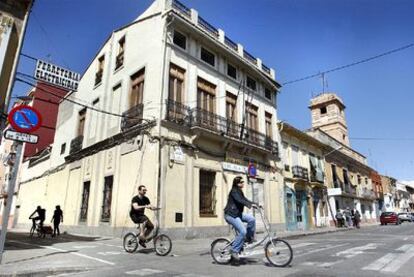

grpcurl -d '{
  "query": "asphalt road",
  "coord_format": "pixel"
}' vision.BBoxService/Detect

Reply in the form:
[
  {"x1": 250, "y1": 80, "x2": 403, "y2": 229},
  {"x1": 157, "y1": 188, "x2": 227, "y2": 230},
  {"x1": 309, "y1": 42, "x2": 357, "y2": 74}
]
[{"x1": 2, "y1": 223, "x2": 414, "y2": 276}]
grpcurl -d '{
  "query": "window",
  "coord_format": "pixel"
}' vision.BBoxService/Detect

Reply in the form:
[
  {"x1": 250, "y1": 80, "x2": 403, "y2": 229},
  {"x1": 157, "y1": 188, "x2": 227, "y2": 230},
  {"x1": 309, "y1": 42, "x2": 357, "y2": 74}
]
[
  {"x1": 265, "y1": 88, "x2": 272, "y2": 100},
  {"x1": 227, "y1": 63, "x2": 237, "y2": 79},
  {"x1": 320, "y1": 106, "x2": 327, "y2": 115},
  {"x1": 200, "y1": 47, "x2": 215, "y2": 67},
  {"x1": 173, "y1": 30, "x2": 186, "y2": 49},
  {"x1": 197, "y1": 78, "x2": 216, "y2": 127},
  {"x1": 78, "y1": 109, "x2": 86, "y2": 136},
  {"x1": 246, "y1": 76, "x2": 256, "y2": 91},
  {"x1": 199, "y1": 170, "x2": 216, "y2": 216},
  {"x1": 226, "y1": 92, "x2": 238, "y2": 136},
  {"x1": 197, "y1": 77, "x2": 216, "y2": 112},
  {"x1": 332, "y1": 164, "x2": 339, "y2": 188},
  {"x1": 265, "y1": 112, "x2": 272, "y2": 138},
  {"x1": 129, "y1": 68, "x2": 145, "y2": 108},
  {"x1": 365, "y1": 177, "x2": 368, "y2": 185},
  {"x1": 168, "y1": 64, "x2": 185, "y2": 103},
  {"x1": 357, "y1": 175, "x2": 361, "y2": 185},
  {"x1": 60, "y1": 143, "x2": 66, "y2": 155},
  {"x1": 246, "y1": 102, "x2": 258, "y2": 131},
  {"x1": 291, "y1": 145, "x2": 299, "y2": 166},
  {"x1": 95, "y1": 55, "x2": 105, "y2": 85},
  {"x1": 226, "y1": 92, "x2": 237, "y2": 120},
  {"x1": 79, "y1": 181, "x2": 90, "y2": 222},
  {"x1": 115, "y1": 36, "x2": 125, "y2": 70},
  {"x1": 101, "y1": 176, "x2": 113, "y2": 222}
]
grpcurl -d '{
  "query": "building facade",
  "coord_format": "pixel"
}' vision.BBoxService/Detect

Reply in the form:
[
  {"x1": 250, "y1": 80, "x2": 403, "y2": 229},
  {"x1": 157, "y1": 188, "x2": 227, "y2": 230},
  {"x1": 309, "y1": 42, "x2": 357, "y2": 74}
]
[
  {"x1": 0, "y1": 0, "x2": 32, "y2": 121},
  {"x1": 279, "y1": 122, "x2": 330, "y2": 231},
  {"x1": 16, "y1": 0, "x2": 283, "y2": 238},
  {"x1": 307, "y1": 93, "x2": 377, "y2": 224},
  {"x1": 380, "y1": 175, "x2": 397, "y2": 212}
]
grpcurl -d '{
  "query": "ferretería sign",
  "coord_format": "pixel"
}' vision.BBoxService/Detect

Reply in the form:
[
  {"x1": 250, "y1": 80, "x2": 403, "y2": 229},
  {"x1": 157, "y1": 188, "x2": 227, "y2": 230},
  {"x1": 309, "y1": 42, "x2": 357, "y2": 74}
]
[{"x1": 35, "y1": 59, "x2": 80, "y2": 91}]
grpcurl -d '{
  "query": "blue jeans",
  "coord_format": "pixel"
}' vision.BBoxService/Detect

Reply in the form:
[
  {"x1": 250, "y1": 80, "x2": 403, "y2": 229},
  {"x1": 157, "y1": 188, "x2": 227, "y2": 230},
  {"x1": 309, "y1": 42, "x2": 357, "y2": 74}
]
[{"x1": 224, "y1": 213, "x2": 256, "y2": 254}]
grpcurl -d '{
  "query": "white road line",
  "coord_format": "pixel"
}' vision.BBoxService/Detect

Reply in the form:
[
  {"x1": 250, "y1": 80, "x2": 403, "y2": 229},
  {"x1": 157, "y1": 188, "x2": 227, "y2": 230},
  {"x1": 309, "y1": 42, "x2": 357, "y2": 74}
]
[
  {"x1": 362, "y1": 253, "x2": 397, "y2": 271},
  {"x1": 382, "y1": 245, "x2": 414, "y2": 273},
  {"x1": 302, "y1": 260, "x2": 342, "y2": 268},
  {"x1": 125, "y1": 268, "x2": 164, "y2": 276},
  {"x1": 73, "y1": 245, "x2": 97, "y2": 249},
  {"x1": 334, "y1": 243, "x2": 380, "y2": 258},
  {"x1": 8, "y1": 240, "x2": 115, "y2": 266},
  {"x1": 295, "y1": 243, "x2": 349, "y2": 258},
  {"x1": 95, "y1": 242, "x2": 123, "y2": 248},
  {"x1": 292, "y1": 242, "x2": 317, "y2": 248}
]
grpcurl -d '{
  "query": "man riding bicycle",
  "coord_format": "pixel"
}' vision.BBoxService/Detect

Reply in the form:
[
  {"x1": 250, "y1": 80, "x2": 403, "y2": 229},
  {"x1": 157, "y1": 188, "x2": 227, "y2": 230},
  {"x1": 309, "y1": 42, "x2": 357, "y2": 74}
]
[
  {"x1": 129, "y1": 185, "x2": 156, "y2": 248},
  {"x1": 224, "y1": 176, "x2": 259, "y2": 265},
  {"x1": 29, "y1": 206, "x2": 46, "y2": 231}
]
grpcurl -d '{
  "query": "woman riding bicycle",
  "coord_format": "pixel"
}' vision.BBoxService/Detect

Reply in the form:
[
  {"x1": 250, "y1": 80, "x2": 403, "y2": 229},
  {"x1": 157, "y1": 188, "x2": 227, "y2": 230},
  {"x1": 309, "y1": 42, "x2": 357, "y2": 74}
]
[{"x1": 224, "y1": 176, "x2": 258, "y2": 265}]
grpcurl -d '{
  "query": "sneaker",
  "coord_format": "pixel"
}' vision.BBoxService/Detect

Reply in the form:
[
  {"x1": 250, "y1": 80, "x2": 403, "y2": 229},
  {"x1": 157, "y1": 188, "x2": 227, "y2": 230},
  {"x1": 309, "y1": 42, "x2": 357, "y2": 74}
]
[
  {"x1": 139, "y1": 240, "x2": 147, "y2": 248},
  {"x1": 230, "y1": 252, "x2": 240, "y2": 266},
  {"x1": 246, "y1": 237, "x2": 257, "y2": 244}
]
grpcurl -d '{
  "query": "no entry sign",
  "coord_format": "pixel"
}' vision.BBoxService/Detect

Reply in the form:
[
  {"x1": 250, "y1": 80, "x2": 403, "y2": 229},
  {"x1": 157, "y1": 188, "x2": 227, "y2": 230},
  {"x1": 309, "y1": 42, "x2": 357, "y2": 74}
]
[{"x1": 8, "y1": 105, "x2": 42, "y2": 133}]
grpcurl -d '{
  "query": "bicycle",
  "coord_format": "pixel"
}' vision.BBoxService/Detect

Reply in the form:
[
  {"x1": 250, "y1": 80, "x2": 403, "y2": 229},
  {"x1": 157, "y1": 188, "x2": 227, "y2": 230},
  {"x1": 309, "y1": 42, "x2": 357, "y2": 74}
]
[
  {"x1": 211, "y1": 206, "x2": 293, "y2": 267},
  {"x1": 29, "y1": 217, "x2": 46, "y2": 238},
  {"x1": 123, "y1": 208, "x2": 172, "y2": 256}
]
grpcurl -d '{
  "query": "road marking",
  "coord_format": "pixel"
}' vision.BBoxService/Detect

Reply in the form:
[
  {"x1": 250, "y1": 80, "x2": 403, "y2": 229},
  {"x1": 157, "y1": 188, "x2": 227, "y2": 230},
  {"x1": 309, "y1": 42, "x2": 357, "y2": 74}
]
[
  {"x1": 363, "y1": 244, "x2": 414, "y2": 273},
  {"x1": 95, "y1": 242, "x2": 123, "y2": 248},
  {"x1": 8, "y1": 240, "x2": 115, "y2": 266},
  {"x1": 292, "y1": 242, "x2": 317, "y2": 248},
  {"x1": 176, "y1": 274, "x2": 211, "y2": 277},
  {"x1": 334, "y1": 243, "x2": 380, "y2": 258},
  {"x1": 295, "y1": 243, "x2": 349, "y2": 258},
  {"x1": 382, "y1": 245, "x2": 414, "y2": 273},
  {"x1": 125, "y1": 268, "x2": 164, "y2": 276},
  {"x1": 97, "y1": 251, "x2": 126, "y2": 256},
  {"x1": 302, "y1": 261, "x2": 342, "y2": 268},
  {"x1": 73, "y1": 245, "x2": 97, "y2": 249},
  {"x1": 362, "y1": 253, "x2": 397, "y2": 271}
]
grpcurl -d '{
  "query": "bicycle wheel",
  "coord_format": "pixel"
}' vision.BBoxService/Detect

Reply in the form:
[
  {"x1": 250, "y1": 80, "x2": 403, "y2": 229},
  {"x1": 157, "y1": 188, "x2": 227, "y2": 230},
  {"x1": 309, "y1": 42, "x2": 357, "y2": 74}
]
[
  {"x1": 265, "y1": 238, "x2": 293, "y2": 267},
  {"x1": 154, "y1": 234, "x2": 172, "y2": 256},
  {"x1": 210, "y1": 238, "x2": 232, "y2": 265},
  {"x1": 29, "y1": 226, "x2": 35, "y2": 238},
  {"x1": 123, "y1": 233, "x2": 139, "y2": 253}
]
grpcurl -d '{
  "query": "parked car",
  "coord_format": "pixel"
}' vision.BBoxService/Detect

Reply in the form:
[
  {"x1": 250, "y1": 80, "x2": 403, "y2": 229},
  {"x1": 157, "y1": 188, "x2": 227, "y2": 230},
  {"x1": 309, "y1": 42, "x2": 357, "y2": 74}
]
[
  {"x1": 398, "y1": 212, "x2": 414, "y2": 222},
  {"x1": 380, "y1": 212, "x2": 400, "y2": 225}
]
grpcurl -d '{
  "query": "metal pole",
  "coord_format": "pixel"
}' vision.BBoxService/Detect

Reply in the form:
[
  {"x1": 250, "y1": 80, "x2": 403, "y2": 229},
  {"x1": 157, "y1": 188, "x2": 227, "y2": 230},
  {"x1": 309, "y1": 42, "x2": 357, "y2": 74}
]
[{"x1": 0, "y1": 142, "x2": 23, "y2": 264}]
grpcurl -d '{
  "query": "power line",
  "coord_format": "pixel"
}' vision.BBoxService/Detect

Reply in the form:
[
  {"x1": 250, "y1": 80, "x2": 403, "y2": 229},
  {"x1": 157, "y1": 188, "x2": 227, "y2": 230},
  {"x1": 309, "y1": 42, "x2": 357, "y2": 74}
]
[{"x1": 282, "y1": 42, "x2": 414, "y2": 86}]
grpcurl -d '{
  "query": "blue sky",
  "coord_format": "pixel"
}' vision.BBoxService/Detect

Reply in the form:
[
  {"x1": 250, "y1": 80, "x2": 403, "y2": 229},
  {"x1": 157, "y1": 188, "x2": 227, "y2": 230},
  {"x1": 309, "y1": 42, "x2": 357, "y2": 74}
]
[{"x1": 13, "y1": 0, "x2": 414, "y2": 180}]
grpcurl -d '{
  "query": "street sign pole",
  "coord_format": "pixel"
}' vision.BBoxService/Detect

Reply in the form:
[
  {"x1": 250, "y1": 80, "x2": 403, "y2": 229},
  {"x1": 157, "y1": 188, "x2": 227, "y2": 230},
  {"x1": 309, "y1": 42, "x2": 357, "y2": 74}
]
[{"x1": 0, "y1": 142, "x2": 23, "y2": 264}]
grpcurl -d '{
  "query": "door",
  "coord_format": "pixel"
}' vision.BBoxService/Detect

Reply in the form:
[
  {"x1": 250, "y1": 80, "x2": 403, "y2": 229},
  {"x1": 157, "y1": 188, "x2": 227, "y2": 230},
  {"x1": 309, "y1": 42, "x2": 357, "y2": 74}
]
[
  {"x1": 296, "y1": 190, "x2": 308, "y2": 230},
  {"x1": 285, "y1": 187, "x2": 297, "y2": 231},
  {"x1": 252, "y1": 179, "x2": 264, "y2": 231}
]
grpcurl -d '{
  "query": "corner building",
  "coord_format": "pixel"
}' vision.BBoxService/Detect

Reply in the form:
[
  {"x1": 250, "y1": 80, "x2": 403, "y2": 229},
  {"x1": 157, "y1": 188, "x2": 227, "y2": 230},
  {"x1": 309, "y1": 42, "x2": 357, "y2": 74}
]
[{"x1": 16, "y1": 0, "x2": 283, "y2": 238}]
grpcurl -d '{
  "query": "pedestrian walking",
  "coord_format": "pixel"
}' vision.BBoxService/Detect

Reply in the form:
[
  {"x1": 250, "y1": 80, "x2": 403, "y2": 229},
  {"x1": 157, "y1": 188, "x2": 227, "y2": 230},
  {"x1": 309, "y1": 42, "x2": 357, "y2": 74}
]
[
  {"x1": 353, "y1": 209, "x2": 361, "y2": 228},
  {"x1": 51, "y1": 205, "x2": 63, "y2": 237}
]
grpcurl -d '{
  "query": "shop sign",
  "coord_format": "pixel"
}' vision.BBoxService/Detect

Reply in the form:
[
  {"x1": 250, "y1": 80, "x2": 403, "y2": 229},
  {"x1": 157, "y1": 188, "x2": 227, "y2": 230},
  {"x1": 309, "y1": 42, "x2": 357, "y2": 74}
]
[
  {"x1": 327, "y1": 188, "x2": 342, "y2": 196},
  {"x1": 222, "y1": 162, "x2": 247, "y2": 174},
  {"x1": 170, "y1": 146, "x2": 185, "y2": 164},
  {"x1": 35, "y1": 59, "x2": 81, "y2": 91}
]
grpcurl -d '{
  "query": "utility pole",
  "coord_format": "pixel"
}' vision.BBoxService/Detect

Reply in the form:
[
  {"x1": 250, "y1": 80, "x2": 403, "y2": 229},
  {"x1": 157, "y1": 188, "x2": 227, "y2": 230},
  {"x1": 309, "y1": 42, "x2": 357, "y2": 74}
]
[{"x1": 0, "y1": 142, "x2": 23, "y2": 264}]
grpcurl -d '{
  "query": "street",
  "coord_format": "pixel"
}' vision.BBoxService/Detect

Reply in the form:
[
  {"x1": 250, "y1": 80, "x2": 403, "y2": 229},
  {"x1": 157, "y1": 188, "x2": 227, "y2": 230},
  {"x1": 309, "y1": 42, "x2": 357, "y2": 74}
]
[{"x1": 2, "y1": 223, "x2": 414, "y2": 276}]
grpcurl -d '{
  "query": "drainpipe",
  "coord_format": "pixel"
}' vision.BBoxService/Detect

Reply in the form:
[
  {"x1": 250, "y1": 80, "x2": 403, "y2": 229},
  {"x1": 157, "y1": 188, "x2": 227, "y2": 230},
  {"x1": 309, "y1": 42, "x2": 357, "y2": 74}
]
[{"x1": 156, "y1": 11, "x2": 174, "y2": 228}]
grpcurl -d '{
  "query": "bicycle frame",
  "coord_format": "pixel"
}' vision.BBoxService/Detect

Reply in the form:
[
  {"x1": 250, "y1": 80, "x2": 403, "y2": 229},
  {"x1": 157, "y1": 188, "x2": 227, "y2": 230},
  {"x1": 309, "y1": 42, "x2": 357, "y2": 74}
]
[
  {"x1": 225, "y1": 207, "x2": 276, "y2": 255},
  {"x1": 133, "y1": 208, "x2": 161, "y2": 242}
]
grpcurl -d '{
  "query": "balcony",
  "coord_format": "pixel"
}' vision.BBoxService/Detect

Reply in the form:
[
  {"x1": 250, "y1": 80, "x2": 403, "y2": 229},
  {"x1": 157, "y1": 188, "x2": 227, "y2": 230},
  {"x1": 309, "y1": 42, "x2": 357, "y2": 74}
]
[
  {"x1": 115, "y1": 53, "x2": 124, "y2": 70},
  {"x1": 166, "y1": 100, "x2": 278, "y2": 155},
  {"x1": 95, "y1": 70, "x2": 103, "y2": 86},
  {"x1": 121, "y1": 103, "x2": 144, "y2": 131},
  {"x1": 359, "y1": 187, "x2": 376, "y2": 199},
  {"x1": 292, "y1": 166, "x2": 309, "y2": 181},
  {"x1": 170, "y1": 0, "x2": 272, "y2": 78},
  {"x1": 70, "y1": 135, "x2": 84, "y2": 154}
]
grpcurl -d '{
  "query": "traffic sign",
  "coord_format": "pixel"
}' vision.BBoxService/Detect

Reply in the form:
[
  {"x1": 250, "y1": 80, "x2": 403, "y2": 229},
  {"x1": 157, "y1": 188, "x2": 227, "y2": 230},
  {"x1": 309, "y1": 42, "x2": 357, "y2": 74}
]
[
  {"x1": 248, "y1": 163, "x2": 257, "y2": 178},
  {"x1": 4, "y1": 129, "x2": 39, "y2": 144},
  {"x1": 8, "y1": 105, "x2": 42, "y2": 133}
]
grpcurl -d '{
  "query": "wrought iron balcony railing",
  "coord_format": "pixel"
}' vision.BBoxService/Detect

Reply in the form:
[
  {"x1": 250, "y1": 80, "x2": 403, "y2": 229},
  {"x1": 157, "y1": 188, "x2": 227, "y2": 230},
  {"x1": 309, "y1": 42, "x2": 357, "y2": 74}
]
[
  {"x1": 166, "y1": 100, "x2": 278, "y2": 155},
  {"x1": 121, "y1": 103, "x2": 144, "y2": 131},
  {"x1": 310, "y1": 170, "x2": 324, "y2": 183},
  {"x1": 70, "y1": 135, "x2": 84, "y2": 154},
  {"x1": 172, "y1": 0, "x2": 191, "y2": 18},
  {"x1": 292, "y1": 166, "x2": 309, "y2": 180},
  {"x1": 198, "y1": 16, "x2": 219, "y2": 38}
]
